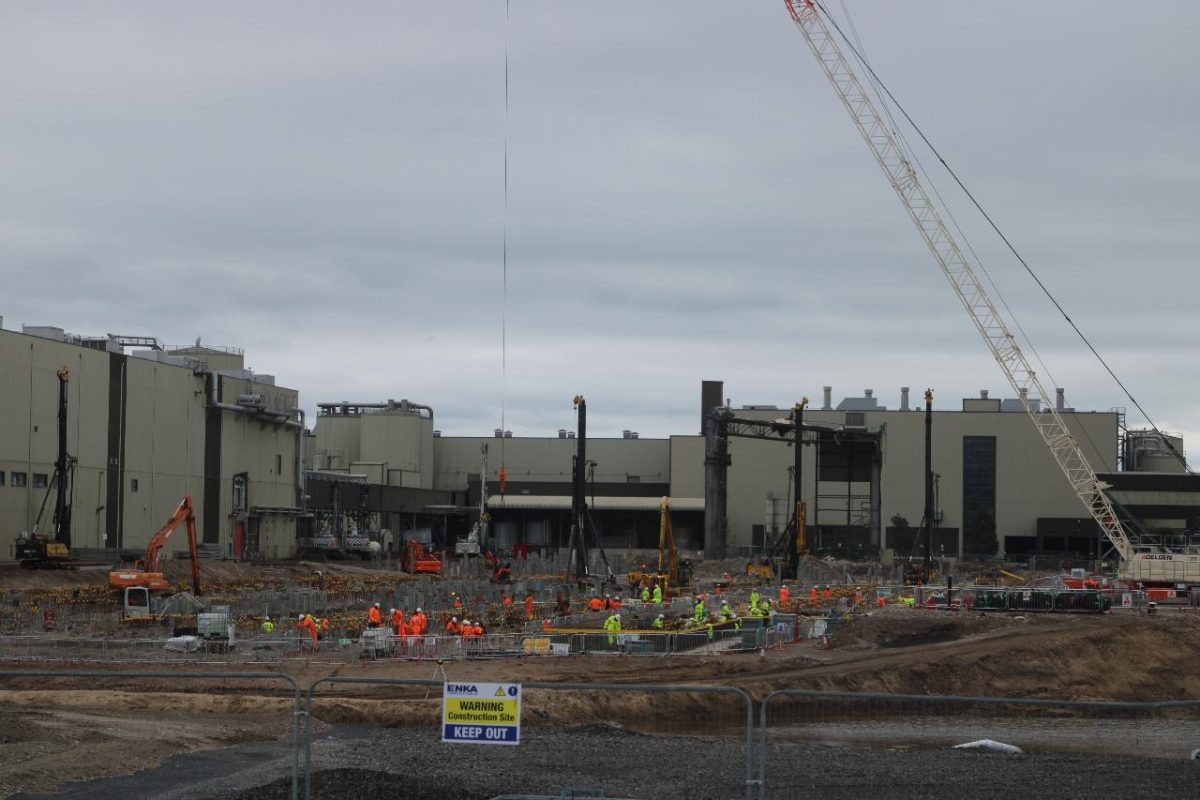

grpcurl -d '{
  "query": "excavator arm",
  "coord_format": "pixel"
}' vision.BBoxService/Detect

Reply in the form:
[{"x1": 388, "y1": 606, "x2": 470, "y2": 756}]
[{"x1": 111, "y1": 495, "x2": 201, "y2": 595}]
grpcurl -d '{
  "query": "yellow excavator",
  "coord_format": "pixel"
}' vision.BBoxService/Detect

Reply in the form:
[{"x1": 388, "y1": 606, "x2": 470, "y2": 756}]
[{"x1": 628, "y1": 497, "x2": 693, "y2": 594}]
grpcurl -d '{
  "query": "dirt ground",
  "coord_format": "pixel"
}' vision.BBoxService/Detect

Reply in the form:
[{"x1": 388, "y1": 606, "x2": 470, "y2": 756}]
[{"x1": 3, "y1": 609, "x2": 1200, "y2": 798}]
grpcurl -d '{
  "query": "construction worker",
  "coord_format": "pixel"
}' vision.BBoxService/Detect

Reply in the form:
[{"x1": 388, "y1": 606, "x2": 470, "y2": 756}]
[
  {"x1": 610, "y1": 595, "x2": 622, "y2": 610},
  {"x1": 446, "y1": 616, "x2": 460, "y2": 635},
  {"x1": 502, "y1": 594, "x2": 512, "y2": 608},
  {"x1": 452, "y1": 593, "x2": 463, "y2": 612},
  {"x1": 810, "y1": 586, "x2": 819, "y2": 605},
  {"x1": 390, "y1": 608, "x2": 404, "y2": 636},
  {"x1": 640, "y1": 585, "x2": 650, "y2": 603},
  {"x1": 604, "y1": 612, "x2": 621, "y2": 646},
  {"x1": 876, "y1": 594, "x2": 887, "y2": 608},
  {"x1": 652, "y1": 583, "x2": 663, "y2": 604},
  {"x1": 749, "y1": 588, "x2": 760, "y2": 612},
  {"x1": 524, "y1": 592, "x2": 535, "y2": 621},
  {"x1": 368, "y1": 602, "x2": 382, "y2": 628},
  {"x1": 720, "y1": 601, "x2": 733, "y2": 622},
  {"x1": 823, "y1": 586, "x2": 834, "y2": 603},
  {"x1": 319, "y1": 617, "x2": 330, "y2": 639},
  {"x1": 693, "y1": 597, "x2": 706, "y2": 623},
  {"x1": 653, "y1": 613, "x2": 665, "y2": 629},
  {"x1": 412, "y1": 608, "x2": 427, "y2": 635},
  {"x1": 779, "y1": 586, "x2": 791, "y2": 608},
  {"x1": 589, "y1": 595, "x2": 603, "y2": 613},
  {"x1": 603, "y1": 594, "x2": 615, "y2": 611},
  {"x1": 261, "y1": 616, "x2": 275, "y2": 634},
  {"x1": 298, "y1": 613, "x2": 319, "y2": 650}
]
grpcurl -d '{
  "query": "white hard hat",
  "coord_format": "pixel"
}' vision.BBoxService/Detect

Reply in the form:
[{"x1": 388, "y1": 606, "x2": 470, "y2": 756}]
[
  {"x1": 451, "y1": 616, "x2": 458, "y2": 621},
  {"x1": 615, "y1": 614, "x2": 621, "y2": 619},
  {"x1": 374, "y1": 602, "x2": 381, "y2": 608},
  {"x1": 390, "y1": 608, "x2": 396, "y2": 613},
  {"x1": 264, "y1": 616, "x2": 270, "y2": 621},
  {"x1": 297, "y1": 614, "x2": 304, "y2": 621},
  {"x1": 658, "y1": 613, "x2": 665, "y2": 618},
  {"x1": 416, "y1": 607, "x2": 422, "y2": 613}
]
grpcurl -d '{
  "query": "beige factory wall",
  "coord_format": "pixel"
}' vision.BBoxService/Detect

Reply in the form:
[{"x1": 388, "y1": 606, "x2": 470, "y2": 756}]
[
  {"x1": 672, "y1": 406, "x2": 1118, "y2": 554},
  {"x1": 359, "y1": 413, "x2": 433, "y2": 489},
  {"x1": 120, "y1": 357, "x2": 207, "y2": 551},
  {"x1": 0, "y1": 331, "x2": 112, "y2": 552},
  {"x1": 220, "y1": 411, "x2": 300, "y2": 557},
  {"x1": 1, "y1": 327, "x2": 302, "y2": 560},
  {"x1": 312, "y1": 415, "x2": 361, "y2": 471},
  {"x1": 433, "y1": 436, "x2": 671, "y2": 494}
]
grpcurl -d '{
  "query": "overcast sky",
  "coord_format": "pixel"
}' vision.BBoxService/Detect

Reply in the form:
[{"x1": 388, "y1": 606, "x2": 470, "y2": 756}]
[{"x1": 2, "y1": 1, "x2": 1198, "y2": 453}]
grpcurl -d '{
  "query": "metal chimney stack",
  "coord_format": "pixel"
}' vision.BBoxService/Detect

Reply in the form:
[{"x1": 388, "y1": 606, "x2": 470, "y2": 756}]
[
  {"x1": 822, "y1": 386, "x2": 832, "y2": 410},
  {"x1": 900, "y1": 387, "x2": 910, "y2": 411},
  {"x1": 1056, "y1": 388, "x2": 1065, "y2": 410}
]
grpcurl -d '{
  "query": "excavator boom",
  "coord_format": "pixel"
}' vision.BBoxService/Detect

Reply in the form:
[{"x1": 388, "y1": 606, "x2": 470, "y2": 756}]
[{"x1": 109, "y1": 496, "x2": 201, "y2": 594}]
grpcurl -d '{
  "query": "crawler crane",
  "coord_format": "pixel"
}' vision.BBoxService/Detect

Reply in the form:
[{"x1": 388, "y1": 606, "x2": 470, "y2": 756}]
[{"x1": 784, "y1": 0, "x2": 1199, "y2": 588}]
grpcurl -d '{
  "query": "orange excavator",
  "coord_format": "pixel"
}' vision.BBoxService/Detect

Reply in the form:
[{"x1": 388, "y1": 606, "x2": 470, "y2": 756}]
[
  {"x1": 109, "y1": 496, "x2": 202, "y2": 594},
  {"x1": 401, "y1": 540, "x2": 442, "y2": 575}
]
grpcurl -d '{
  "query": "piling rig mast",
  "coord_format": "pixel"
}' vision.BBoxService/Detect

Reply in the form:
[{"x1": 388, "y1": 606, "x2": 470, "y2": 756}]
[{"x1": 783, "y1": 1, "x2": 1198, "y2": 584}]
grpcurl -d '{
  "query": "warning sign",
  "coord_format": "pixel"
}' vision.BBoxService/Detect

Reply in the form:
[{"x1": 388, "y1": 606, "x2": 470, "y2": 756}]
[{"x1": 442, "y1": 681, "x2": 521, "y2": 745}]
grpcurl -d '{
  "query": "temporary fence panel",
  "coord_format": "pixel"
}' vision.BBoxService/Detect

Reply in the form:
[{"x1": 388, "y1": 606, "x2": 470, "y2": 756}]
[
  {"x1": 304, "y1": 677, "x2": 756, "y2": 800},
  {"x1": 0, "y1": 668, "x2": 301, "y2": 800},
  {"x1": 758, "y1": 689, "x2": 1200, "y2": 799}
]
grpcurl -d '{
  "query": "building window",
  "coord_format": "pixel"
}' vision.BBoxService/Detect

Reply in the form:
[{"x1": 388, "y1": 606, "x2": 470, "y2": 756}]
[
  {"x1": 276, "y1": 454, "x2": 283, "y2": 476},
  {"x1": 962, "y1": 436, "x2": 997, "y2": 556},
  {"x1": 32, "y1": 473, "x2": 48, "y2": 489},
  {"x1": 0, "y1": 472, "x2": 5, "y2": 487},
  {"x1": 131, "y1": 478, "x2": 139, "y2": 493},
  {"x1": 11, "y1": 472, "x2": 26, "y2": 487}
]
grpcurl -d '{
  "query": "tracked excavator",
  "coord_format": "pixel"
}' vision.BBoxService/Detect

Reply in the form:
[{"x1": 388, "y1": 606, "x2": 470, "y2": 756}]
[
  {"x1": 628, "y1": 497, "x2": 693, "y2": 595},
  {"x1": 109, "y1": 496, "x2": 202, "y2": 594}
]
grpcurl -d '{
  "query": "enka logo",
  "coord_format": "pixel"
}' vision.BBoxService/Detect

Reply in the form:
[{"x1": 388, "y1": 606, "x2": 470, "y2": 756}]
[{"x1": 448, "y1": 684, "x2": 479, "y2": 694}]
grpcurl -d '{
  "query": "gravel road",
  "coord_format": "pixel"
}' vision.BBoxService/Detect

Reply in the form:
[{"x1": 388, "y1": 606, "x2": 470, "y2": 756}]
[{"x1": 13, "y1": 722, "x2": 1199, "y2": 800}]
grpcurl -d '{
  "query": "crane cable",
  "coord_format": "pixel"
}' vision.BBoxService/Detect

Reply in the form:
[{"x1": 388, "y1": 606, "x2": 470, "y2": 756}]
[
  {"x1": 826, "y1": 1, "x2": 1121, "y2": 471},
  {"x1": 499, "y1": 0, "x2": 510, "y2": 494},
  {"x1": 816, "y1": 1, "x2": 1190, "y2": 473}
]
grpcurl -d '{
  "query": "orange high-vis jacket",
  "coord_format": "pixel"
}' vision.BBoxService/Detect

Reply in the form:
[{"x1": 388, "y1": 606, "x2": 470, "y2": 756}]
[
  {"x1": 502, "y1": 596, "x2": 512, "y2": 606},
  {"x1": 391, "y1": 609, "x2": 404, "y2": 628},
  {"x1": 368, "y1": 606, "x2": 382, "y2": 625},
  {"x1": 589, "y1": 597, "x2": 603, "y2": 612},
  {"x1": 780, "y1": 587, "x2": 790, "y2": 605}
]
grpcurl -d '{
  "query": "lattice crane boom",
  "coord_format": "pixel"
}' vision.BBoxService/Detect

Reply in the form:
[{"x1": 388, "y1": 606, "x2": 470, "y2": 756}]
[{"x1": 783, "y1": 0, "x2": 1133, "y2": 563}]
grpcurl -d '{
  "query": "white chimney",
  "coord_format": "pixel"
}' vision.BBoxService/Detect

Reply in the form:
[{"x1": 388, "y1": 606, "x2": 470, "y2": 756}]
[{"x1": 822, "y1": 386, "x2": 832, "y2": 411}]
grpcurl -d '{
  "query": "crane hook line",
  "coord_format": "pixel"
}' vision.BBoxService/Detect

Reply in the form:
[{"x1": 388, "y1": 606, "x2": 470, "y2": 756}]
[{"x1": 501, "y1": 0, "x2": 510, "y2": 464}]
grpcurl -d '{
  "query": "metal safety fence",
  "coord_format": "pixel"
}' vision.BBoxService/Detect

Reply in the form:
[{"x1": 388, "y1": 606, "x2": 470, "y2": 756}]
[
  {"x1": 0, "y1": 627, "x2": 782, "y2": 665},
  {"x1": 3, "y1": 665, "x2": 1200, "y2": 800},
  {"x1": 0, "y1": 668, "x2": 302, "y2": 800},
  {"x1": 757, "y1": 689, "x2": 1200, "y2": 800},
  {"x1": 303, "y1": 676, "x2": 756, "y2": 800},
  {"x1": 877, "y1": 584, "x2": 1153, "y2": 613}
]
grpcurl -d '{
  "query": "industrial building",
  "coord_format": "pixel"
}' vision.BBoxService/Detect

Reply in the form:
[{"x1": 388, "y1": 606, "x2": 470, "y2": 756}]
[
  {"x1": 0, "y1": 323, "x2": 303, "y2": 560},
  {"x1": 310, "y1": 382, "x2": 1194, "y2": 561},
  {"x1": 4, "y1": 318, "x2": 1194, "y2": 564}
]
